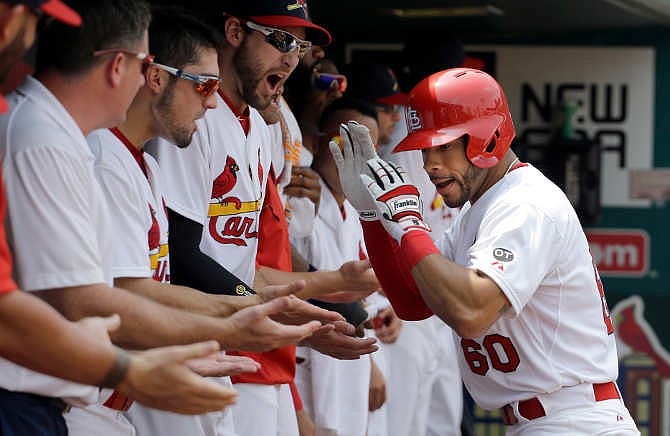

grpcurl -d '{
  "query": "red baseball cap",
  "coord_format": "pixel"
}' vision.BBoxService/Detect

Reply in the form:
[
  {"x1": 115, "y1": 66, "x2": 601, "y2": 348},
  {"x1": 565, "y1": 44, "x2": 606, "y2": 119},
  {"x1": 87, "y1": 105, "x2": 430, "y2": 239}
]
[
  {"x1": 11, "y1": 0, "x2": 82, "y2": 26},
  {"x1": 222, "y1": 0, "x2": 331, "y2": 46}
]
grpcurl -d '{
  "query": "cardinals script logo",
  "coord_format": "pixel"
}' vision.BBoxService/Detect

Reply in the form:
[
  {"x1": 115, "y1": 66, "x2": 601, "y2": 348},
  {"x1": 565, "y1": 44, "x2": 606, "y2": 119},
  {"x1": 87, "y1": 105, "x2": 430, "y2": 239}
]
[{"x1": 207, "y1": 156, "x2": 261, "y2": 246}]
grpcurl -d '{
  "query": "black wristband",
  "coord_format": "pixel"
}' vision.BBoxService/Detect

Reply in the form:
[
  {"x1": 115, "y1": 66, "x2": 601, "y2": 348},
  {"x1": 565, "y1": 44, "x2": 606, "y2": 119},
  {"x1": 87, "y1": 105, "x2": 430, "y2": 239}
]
[{"x1": 100, "y1": 347, "x2": 131, "y2": 388}]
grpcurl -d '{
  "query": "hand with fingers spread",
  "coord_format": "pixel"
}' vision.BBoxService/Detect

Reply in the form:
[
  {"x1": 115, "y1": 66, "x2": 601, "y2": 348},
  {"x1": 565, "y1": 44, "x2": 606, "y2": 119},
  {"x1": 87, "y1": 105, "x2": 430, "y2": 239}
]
[
  {"x1": 221, "y1": 281, "x2": 342, "y2": 325},
  {"x1": 329, "y1": 121, "x2": 380, "y2": 221},
  {"x1": 186, "y1": 352, "x2": 261, "y2": 377},
  {"x1": 300, "y1": 320, "x2": 378, "y2": 360},
  {"x1": 118, "y1": 341, "x2": 238, "y2": 414},
  {"x1": 272, "y1": 295, "x2": 345, "y2": 326},
  {"x1": 222, "y1": 296, "x2": 322, "y2": 352},
  {"x1": 361, "y1": 158, "x2": 431, "y2": 243},
  {"x1": 284, "y1": 166, "x2": 321, "y2": 210}
]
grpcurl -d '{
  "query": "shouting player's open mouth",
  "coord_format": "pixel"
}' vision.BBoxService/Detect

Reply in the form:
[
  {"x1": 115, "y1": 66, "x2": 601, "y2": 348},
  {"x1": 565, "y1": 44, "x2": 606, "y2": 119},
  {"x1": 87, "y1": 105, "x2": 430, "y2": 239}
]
[{"x1": 265, "y1": 73, "x2": 286, "y2": 96}]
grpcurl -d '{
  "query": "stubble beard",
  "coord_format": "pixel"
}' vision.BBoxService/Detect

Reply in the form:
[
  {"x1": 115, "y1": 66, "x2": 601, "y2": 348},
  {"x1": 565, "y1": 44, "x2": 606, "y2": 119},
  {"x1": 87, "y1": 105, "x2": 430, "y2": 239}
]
[
  {"x1": 233, "y1": 38, "x2": 270, "y2": 110},
  {"x1": 156, "y1": 83, "x2": 194, "y2": 148},
  {"x1": 443, "y1": 165, "x2": 483, "y2": 208}
]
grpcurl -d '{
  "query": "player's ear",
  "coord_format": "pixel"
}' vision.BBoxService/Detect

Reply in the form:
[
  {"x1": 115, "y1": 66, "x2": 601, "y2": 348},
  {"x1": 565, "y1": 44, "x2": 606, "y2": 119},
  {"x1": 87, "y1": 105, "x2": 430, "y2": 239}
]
[
  {"x1": 144, "y1": 64, "x2": 164, "y2": 95},
  {"x1": 104, "y1": 52, "x2": 126, "y2": 88},
  {"x1": 224, "y1": 16, "x2": 244, "y2": 49},
  {"x1": 0, "y1": 4, "x2": 27, "y2": 48}
]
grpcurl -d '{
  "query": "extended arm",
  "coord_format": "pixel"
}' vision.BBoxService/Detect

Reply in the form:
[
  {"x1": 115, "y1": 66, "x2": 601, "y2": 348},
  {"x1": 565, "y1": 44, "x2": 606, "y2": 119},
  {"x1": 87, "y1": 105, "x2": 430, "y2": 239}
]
[
  {"x1": 0, "y1": 290, "x2": 118, "y2": 385},
  {"x1": 37, "y1": 282, "x2": 321, "y2": 353},
  {"x1": 0, "y1": 290, "x2": 240, "y2": 414},
  {"x1": 410, "y1": 249, "x2": 508, "y2": 338}
]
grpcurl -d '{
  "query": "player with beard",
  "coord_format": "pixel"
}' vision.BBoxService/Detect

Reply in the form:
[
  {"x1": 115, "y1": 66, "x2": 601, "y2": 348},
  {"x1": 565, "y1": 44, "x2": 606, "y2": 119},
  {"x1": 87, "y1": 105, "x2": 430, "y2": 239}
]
[
  {"x1": 0, "y1": 1, "x2": 334, "y2": 435},
  {"x1": 87, "y1": 9, "x2": 344, "y2": 436},
  {"x1": 148, "y1": 1, "x2": 380, "y2": 435},
  {"x1": 333, "y1": 69, "x2": 638, "y2": 435}
]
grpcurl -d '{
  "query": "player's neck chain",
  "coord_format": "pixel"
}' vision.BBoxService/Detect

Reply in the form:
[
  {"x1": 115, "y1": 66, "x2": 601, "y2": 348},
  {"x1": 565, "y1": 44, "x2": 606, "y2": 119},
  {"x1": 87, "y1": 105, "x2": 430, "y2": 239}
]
[{"x1": 504, "y1": 158, "x2": 520, "y2": 177}]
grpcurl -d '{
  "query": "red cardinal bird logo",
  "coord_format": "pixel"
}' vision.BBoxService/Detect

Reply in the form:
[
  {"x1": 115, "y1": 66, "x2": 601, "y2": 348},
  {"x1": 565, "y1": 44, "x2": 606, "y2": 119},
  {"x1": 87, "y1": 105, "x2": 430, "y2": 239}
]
[
  {"x1": 612, "y1": 295, "x2": 670, "y2": 377},
  {"x1": 211, "y1": 156, "x2": 241, "y2": 208},
  {"x1": 148, "y1": 204, "x2": 160, "y2": 251}
]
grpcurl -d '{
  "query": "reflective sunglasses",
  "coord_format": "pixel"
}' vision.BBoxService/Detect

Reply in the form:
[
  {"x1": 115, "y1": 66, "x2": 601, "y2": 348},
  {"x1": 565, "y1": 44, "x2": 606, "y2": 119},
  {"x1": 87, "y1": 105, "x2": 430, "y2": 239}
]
[
  {"x1": 245, "y1": 21, "x2": 312, "y2": 58},
  {"x1": 92, "y1": 48, "x2": 155, "y2": 74},
  {"x1": 151, "y1": 62, "x2": 221, "y2": 98},
  {"x1": 314, "y1": 72, "x2": 347, "y2": 93}
]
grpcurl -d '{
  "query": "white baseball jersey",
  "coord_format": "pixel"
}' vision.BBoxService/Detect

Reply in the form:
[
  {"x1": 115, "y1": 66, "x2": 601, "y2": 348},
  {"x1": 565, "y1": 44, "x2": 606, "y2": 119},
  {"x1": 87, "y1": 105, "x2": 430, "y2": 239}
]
[
  {"x1": 438, "y1": 164, "x2": 618, "y2": 410},
  {"x1": 88, "y1": 128, "x2": 170, "y2": 283},
  {"x1": 292, "y1": 180, "x2": 371, "y2": 436},
  {"x1": 147, "y1": 93, "x2": 272, "y2": 285},
  {"x1": 383, "y1": 106, "x2": 457, "y2": 240},
  {"x1": 0, "y1": 76, "x2": 128, "y2": 431}
]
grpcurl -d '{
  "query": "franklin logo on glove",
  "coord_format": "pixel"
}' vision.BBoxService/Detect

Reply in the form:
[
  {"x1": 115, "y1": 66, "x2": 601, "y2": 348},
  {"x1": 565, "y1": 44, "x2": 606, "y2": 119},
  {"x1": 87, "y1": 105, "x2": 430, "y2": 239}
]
[{"x1": 391, "y1": 198, "x2": 419, "y2": 212}]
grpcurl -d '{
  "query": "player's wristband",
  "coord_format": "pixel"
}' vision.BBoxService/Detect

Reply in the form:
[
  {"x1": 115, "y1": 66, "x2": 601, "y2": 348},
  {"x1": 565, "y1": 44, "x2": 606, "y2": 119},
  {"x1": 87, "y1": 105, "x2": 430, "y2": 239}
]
[
  {"x1": 100, "y1": 347, "x2": 131, "y2": 388},
  {"x1": 358, "y1": 210, "x2": 378, "y2": 221},
  {"x1": 400, "y1": 231, "x2": 440, "y2": 269}
]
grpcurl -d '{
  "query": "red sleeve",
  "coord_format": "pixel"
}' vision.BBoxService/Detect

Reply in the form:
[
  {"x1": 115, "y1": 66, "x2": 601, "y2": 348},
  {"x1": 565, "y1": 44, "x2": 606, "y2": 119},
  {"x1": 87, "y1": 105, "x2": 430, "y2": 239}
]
[
  {"x1": 0, "y1": 174, "x2": 16, "y2": 295},
  {"x1": 361, "y1": 220, "x2": 433, "y2": 320},
  {"x1": 289, "y1": 380, "x2": 303, "y2": 411}
]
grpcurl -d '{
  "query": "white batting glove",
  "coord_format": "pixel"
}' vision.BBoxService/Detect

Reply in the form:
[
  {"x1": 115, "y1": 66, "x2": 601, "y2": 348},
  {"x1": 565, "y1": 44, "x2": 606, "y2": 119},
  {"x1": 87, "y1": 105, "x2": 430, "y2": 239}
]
[
  {"x1": 361, "y1": 158, "x2": 431, "y2": 244},
  {"x1": 329, "y1": 121, "x2": 380, "y2": 221}
]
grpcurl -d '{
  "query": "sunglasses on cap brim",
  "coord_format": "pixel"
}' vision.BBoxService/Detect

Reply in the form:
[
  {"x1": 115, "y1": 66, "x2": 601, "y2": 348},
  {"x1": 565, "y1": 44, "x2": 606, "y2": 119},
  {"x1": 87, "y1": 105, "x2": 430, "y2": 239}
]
[
  {"x1": 314, "y1": 72, "x2": 347, "y2": 93},
  {"x1": 151, "y1": 62, "x2": 221, "y2": 98},
  {"x1": 245, "y1": 20, "x2": 312, "y2": 58}
]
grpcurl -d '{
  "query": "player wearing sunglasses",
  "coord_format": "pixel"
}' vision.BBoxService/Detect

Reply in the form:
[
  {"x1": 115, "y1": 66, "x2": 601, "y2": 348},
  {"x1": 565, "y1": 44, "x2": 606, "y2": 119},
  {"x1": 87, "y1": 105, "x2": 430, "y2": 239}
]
[
  {"x1": 88, "y1": 8, "x2": 337, "y2": 436},
  {"x1": 150, "y1": 2, "x2": 382, "y2": 436}
]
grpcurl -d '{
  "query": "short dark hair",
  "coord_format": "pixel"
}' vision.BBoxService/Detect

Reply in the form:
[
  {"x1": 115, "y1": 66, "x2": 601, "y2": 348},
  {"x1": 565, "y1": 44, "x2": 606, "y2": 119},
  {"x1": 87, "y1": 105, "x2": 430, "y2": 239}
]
[
  {"x1": 320, "y1": 96, "x2": 379, "y2": 131},
  {"x1": 35, "y1": 0, "x2": 151, "y2": 75},
  {"x1": 149, "y1": 6, "x2": 220, "y2": 70}
]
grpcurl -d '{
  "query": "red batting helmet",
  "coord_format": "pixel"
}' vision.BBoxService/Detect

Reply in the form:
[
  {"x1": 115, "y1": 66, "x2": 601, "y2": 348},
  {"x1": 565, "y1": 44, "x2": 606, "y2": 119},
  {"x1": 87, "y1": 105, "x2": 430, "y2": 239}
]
[{"x1": 394, "y1": 68, "x2": 515, "y2": 168}]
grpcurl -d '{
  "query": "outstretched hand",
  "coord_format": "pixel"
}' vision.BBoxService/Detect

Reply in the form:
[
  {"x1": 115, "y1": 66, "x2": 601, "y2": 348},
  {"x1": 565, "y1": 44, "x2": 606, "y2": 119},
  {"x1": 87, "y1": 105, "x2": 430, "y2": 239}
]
[
  {"x1": 222, "y1": 296, "x2": 323, "y2": 352},
  {"x1": 329, "y1": 121, "x2": 380, "y2": 221},
  {"x1": 238, "y1": 280, "x2": 345, "y2": 325},
  {"x1": 186, "y1": 352, "x2": 260, "y2": 377},
  {"x1": 119, "y1": 341, "x2": 238, "y2": 415},
  {"x1": 300, "y1": 320, "x2": 378, "y2": 360}
]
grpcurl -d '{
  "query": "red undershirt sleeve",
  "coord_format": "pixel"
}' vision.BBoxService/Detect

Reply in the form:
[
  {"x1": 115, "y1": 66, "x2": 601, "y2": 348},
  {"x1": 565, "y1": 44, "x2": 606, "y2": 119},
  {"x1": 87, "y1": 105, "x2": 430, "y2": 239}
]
[{"x1": 361, "y1": 220, "x2": 434, "y2": 320}]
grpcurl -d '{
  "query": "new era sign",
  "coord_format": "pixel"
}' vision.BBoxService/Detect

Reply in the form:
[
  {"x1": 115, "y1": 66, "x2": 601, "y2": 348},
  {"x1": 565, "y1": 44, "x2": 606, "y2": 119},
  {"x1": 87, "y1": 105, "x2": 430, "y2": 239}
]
[{"x1": 586, "y1": 229, "x2": 649, "y2": 277}]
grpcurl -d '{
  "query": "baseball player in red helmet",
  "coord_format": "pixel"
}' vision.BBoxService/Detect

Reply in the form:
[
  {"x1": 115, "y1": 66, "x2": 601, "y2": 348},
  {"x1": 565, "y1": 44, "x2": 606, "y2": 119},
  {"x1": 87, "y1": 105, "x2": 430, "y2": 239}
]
[{"x1": 332, "y1": 68, "x2": 640, "y2": 434}]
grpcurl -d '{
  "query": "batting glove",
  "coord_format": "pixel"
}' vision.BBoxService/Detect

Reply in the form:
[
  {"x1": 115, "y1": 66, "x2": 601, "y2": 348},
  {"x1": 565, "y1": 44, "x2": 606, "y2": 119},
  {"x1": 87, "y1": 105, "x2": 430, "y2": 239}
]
[
  {"x1": 361, "y1": 158, "x2": 431, "y2": 244},
  {"x1": 329, "y1": 121, "x2": 379, "y2": 221}
]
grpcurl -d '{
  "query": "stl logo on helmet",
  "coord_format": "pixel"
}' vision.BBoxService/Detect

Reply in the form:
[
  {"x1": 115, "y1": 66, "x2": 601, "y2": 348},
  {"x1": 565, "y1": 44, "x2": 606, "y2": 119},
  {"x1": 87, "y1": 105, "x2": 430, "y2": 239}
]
[
  {"x1": 207, "y1": 155, "x2": 260, "y2": 247},
  {"x1": 406, "y1": 106, "x2": 422, "y2": 133}
]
